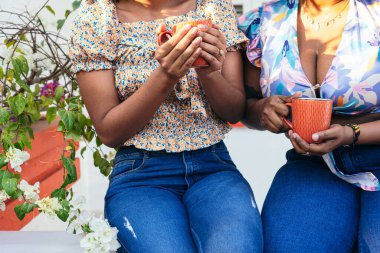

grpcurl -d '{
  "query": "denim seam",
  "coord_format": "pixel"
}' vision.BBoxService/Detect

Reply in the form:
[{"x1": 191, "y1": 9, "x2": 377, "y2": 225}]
[
  {"x1": 190, "y1": 227, "x2": 203, "y2": 253},
  {"x1": 109, "y1": 158, "x2": 146, "y2": 185},
  {"x1": 183, "y1": 152, "x2": 190, "y2": 189},
  {"x1": 211, "y1": 150, "x2": 232, "y2": 166}
]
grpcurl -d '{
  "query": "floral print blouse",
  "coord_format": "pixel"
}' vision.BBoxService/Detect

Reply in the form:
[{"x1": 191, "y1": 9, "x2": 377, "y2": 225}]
[
  {"x1": 239, "y1": 0, "x2": 380, "y2": 191},
  {"x1": 69, "y1": 0, "x2": 247, "y2": 152}
]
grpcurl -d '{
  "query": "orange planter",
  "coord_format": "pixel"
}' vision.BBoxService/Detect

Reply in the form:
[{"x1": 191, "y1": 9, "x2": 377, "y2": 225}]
[{"x1": 0, "y1": 120, "x2": 80, "y2": 230}]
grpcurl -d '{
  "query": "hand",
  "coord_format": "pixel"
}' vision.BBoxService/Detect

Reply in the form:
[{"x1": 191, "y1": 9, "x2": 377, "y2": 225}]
[
  {"x1": 289, "y1": 124, "x2": 354, "y2": 156},
  {"x1": 154, "y1": 23, "x2": 202, "y2": 81},
  {"x1": 195, "y1": 24, "x2": 227, "y2": 76},
  {"x1": 257, "y1": 93, "x2": 301, "y2": 133}
]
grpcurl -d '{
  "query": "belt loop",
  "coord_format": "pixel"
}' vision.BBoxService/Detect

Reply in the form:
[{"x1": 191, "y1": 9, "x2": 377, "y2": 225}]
[
  {"x1": 211, "y1": 144, "x2": 216, "y2": 153},
  {"x1": 143, "y1": 149, "x2": 150, "y2": 159}
]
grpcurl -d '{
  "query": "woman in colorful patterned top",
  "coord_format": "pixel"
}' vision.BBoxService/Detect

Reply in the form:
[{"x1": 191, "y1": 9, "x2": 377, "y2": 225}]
[
  {"x1": 69, "y1": 0, "x2": 263, "y2": 252},
  {"x1": 239, "y1": 0, "x2": 380, "y2": 251}
]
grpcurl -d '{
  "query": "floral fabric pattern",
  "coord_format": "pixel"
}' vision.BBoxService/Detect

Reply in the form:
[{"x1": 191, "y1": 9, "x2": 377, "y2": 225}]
[
  {"x1": 239, "y1": 0, "x2": 380, "y2": 191},
  {"x1": 69, "y1": 0, "x2": 248, "y2": 152}
]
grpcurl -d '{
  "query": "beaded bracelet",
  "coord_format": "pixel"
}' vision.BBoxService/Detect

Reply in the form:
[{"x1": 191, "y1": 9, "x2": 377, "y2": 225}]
[{"x1": 346, "y1": 123, "x2": 361, "y2": 146}]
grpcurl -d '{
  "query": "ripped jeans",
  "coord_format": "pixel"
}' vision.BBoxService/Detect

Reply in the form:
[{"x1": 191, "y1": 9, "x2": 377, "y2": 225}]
[{"x1": 104, "y1": 141, "x2": 263, "y2": 253}]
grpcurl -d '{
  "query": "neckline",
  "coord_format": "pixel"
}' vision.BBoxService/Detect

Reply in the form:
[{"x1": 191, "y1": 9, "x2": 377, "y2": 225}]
[
  {"x1": 111, "y1": 0, "x2": 201, "y2": 26},
  {"x1": 292, "y1": 0, "x2": 355, "y2": 92}
]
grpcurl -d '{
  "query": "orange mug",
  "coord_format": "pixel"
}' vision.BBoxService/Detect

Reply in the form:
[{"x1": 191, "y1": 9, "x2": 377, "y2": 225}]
[
  {"x1": 283, "y1": 98, "x2": 333, "y2": 143},
  {"x1": 157, "y1": 19, "x2": 212, "y2": 67}
]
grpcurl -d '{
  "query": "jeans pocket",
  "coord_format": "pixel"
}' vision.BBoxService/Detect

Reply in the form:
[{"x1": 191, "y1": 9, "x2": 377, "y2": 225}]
[
  {"x1": 109, "y1": 156, "x2": 145, "y2": 182},
  {"x1": 335, "y1": 145, "x2": 380, "y2": 174},
  {"x1": 212, "y1": 150, "x2": 235, "y2": 166}
]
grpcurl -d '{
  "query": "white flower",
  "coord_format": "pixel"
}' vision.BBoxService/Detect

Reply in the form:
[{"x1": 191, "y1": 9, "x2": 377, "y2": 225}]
[
  {"x1": 18, "y1": 179, "x2": 40, "y2": 203},
  {"x1": 36, "y1": 197, "x2": 62, "y2": 217},
  {"x1": 0, "y1": 190, "x2": 10, "y2": 211},
  {"x1": 0, "y1": 44, "x2": 15, "y2": 69},
  {"x1": 80, "y1": 216, "x2": 120, "y2": 253},
  {"x1": 70, "y1": 196, "x2": 86, "y2": 214},
  {"x1": 67, "y1": 210, "x2": 92, "y2": 235},
  {"x1": 6, "y1": 147, "x2": 30, "y2": 173}
]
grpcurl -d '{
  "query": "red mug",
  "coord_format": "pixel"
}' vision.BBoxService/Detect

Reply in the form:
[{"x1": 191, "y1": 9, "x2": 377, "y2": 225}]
[
  {"x1": 157, "y1": 19, "x2": 212, "y2": 67},
  {"x1": 283, "y1": 98, "x2": 333, "y2": 143}
]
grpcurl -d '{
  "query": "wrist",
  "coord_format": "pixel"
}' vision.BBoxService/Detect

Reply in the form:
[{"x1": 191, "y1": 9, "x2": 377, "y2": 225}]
[
  {"x1": 155, "y1": 66, "x2": 179, "y2": 86},
  {"x1": 342, "y1": 125, "x2": 354, "y2": 146}
]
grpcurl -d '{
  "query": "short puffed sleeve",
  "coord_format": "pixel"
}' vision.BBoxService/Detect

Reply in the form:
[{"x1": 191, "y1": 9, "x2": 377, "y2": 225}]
[
  {"x1": 238, "y1": 7, "x2": 263, "y2": 68},
  {"x1": 202, "y1": 0, "x2": 249, "y2": 51},
  {"x1": 69, "y1": 0, "x2": 121, "y2": 73}
]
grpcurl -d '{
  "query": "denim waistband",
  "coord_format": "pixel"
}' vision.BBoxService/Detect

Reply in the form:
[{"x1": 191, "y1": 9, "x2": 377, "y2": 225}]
[
  {"x1": 114, "y1": 141, "x2": 228, "y2": 164},
  {"x1": 286, "y1": 145, "x2": 380, "y2": 175}
]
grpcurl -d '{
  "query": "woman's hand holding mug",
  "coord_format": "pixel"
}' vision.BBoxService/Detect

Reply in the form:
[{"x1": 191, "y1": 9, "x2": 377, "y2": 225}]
[{"x1": 154, "y1": 23, "x2": 202, "y2": 81}]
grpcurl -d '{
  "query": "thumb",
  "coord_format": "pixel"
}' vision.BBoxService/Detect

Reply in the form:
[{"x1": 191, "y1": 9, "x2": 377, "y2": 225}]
[
  {"x1": 156, "y1": 23, "x2": 166, "y2": 35},
  {"x1": 281, "y1": 91, "x2": 302, "y2": 103}
]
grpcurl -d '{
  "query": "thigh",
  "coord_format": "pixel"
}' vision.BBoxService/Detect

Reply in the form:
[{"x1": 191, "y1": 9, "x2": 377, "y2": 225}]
[
  {"x1": 184, "y1": 171, "x2": 263, "y2": 253},
  {"x1": 105, "y1": 185, "x2": 197, "y2": 253},
  {"x1": 359, "y1": 191, "x2": 380, "y2": 253},
  {"x1": 262, "y1": 151, "x2": 360, "y2": 253}
]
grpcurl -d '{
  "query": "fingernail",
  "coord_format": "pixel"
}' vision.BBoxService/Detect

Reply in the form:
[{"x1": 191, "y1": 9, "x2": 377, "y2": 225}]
[
  {"x1": 191, "y1": 27, "x2": 199, "y2": 34},
  {"x1": 293, "y1": 133, "x2": 297, "y2": 139},
  {"x1": 194, "y1": 37, "x2": 202, "y2": 44},
  {"x1": 312, "y1": 134, "x2": 319, "y2": 141},
  {"x1": 198, "y1": 24, "x2": 208, "y2": 29},
  {"x1": 184, "y1": 24, "x2": 192, "y2": 30}
]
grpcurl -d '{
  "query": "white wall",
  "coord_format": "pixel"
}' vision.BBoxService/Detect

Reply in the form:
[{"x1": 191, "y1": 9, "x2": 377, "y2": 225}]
[{"x1": 1, "y1": 0, "x2": 292, "y2": 232}]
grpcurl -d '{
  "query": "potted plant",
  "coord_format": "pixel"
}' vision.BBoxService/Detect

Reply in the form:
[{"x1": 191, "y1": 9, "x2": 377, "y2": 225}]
[{"x1": 0, "y1": 1, "x2": 120, "y2": 251}]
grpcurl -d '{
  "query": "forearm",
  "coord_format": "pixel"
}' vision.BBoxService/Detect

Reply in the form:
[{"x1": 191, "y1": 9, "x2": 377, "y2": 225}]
[
  {"x1": 356, "y1": 120, "x2": 380, "y2": 145},
  {"x1": 198, "y1": 71, "x2": 245, "y2": 123},
  {"x1": 241, "y1": 98, "x2": 265, "y2": 130},
  {"x1": 95, "y1": 67, "x2": 176, "y2": 147}
]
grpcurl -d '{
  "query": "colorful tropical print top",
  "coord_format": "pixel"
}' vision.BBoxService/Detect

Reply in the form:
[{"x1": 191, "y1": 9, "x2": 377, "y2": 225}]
[
  {"x1": 239, "y1": 0, "x2": 380, "y2": 191},
  {"x1": 69, "y1": 0, "x2": 247, "y2": 152}
]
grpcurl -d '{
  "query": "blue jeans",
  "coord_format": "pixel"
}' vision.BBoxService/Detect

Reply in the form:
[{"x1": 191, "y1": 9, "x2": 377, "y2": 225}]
[
  {"x1": 262, "y1": 148, "x2": 380, "y2": 253},
  {"x1": 104, "y1": 142, "x2": 263, "y2": 253}
]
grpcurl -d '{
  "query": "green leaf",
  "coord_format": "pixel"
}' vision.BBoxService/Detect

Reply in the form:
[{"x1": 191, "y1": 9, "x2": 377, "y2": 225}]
[
  {"x1": 69, "y1": 142, "x2": 76, "y2": 160},
  {"x1": 61, "y1": 156, "x2": 77, "y2": 188},
  {"x1": 8, "y1": 95, "x2": 26, "y2": 116},
  {"x1": 0, "y1": 108, "x2": 10, "y2": 125},
  {"x1": 11, "y1": 58, "x2": 21, "y2": 79},
  {"x1": 45, "y1": 5, "x2": 56, "y2": 15},
  {"x1": 14, "y1": 203, "x2": 37, "y2": 220},
  {"x1": 56, "y1": 199, "x2": 70, "y2": 222},
  {"x1": 18, "y1": 55, "x2": 29, "y2": 75},
  {"x1": 0, "y1": 66, "x2": 4, "y2": 79},
  {"x1": 2, "y1": 177, "x2": 18, "y2": 197},
  {"x1": 57, "y1": 19, "x2": 65, "y2": 30},
  {"x1": 0, "y1": 155, "x2": 8, "y2": 169},
  {"x1": 72, "y1": 1, "x2": 81, "y2": 10},
  {"x1": 58, "y1": 109, "x2": 76, "y2": 130},
  {"x1": 80, "y1": 147, "x2": 86, "y2": 158},
  {"x1": 26, "y1": 127, "x2": 34, "y2": 139},
  {"x1": 65, "y1": 10, "x2": 71, "y2": 19},
  {"x1": 4, "y1": 38, "x2": 16, "y2": 48},
  {"x1": 46, "y1": 107, "x2": 57, "y2": 124},
  {"x1": 16, "y1": 78, "x2": 31, "y2": 92},
  {"x1": 20, "y1": 132, "x2": 32, "y2": 149},
  {"x1": 93, "y1": 150, "x2": 101, "y2": 167},
  {"x1": 95, "y1": 136, "x2": 102, "y2": 147},
  {"x1": 51, "y1": 188, "x2": 66, "y2": 200},
  {"x1": 54, "y1": 86, "x2": 64, "y2": 102},
  {"x1": 19, "y1": 34, "x2": 28, "y2": 42}
]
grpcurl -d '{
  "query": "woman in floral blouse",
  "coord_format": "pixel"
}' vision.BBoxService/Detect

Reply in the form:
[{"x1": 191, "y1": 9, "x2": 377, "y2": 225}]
[
  {"x1": 240, "y1": 0, "x2": 380, "y2": 252},
  {"x1": 69, "y1": 0, "x2": 263, "y2": 252}
]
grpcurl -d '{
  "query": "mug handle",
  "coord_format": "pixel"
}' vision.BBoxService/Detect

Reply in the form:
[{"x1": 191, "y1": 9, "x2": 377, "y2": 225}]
[
  {"x1": 157, "y1": 30, "x2": 174, "y2": 46},
  {"x1": 282, "y1": 102, "x2": 293, "y2": 129}
]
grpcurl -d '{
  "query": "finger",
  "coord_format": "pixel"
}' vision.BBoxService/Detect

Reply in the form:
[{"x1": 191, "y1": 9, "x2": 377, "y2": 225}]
[
  {"x1": 200, "y1": 42, "x2": 224, "y2": 60},
  {"x1": 311, "y1": 126, "x2": 338, "y2": 143},
  {"x1": 280, "y1": 91, "x2": 302, "y2": 103},
  {"x1": 178, "y1": 47, "x2": 202, "y2": 73},
  {"x1": 273, "y1": 102, "x2": 291, "y2": 117},
  {"x1": 211, "y1": 24, "x2": 227, "y2": 45},
  {"x1": 268, "y1": 111, "x2": 286, "y2": 132},
  {"x1": 198, "y1": 29, "x2": 225, "y2": 50},
  {"x1": 166, "y1": 27, "x2": 200, "y2": 63},
  {"x1": 289, "y1": 131, "x2": 308, "y2": 154},
  {"x1": 173, "y1": 37, "x2": 203, "y2": 68},
  {"x1": 292, "y1": 133, "x2": 311, "y2": 152},
  {"x1": 200, "y1": 50, "x2": 222, "y2": 68},
  {"x1": 156, "y1": 23, "x2": 166, "y2": 35},
  {"x1": 160, "y1": 25, "x2": 195, "y2": 53}
]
